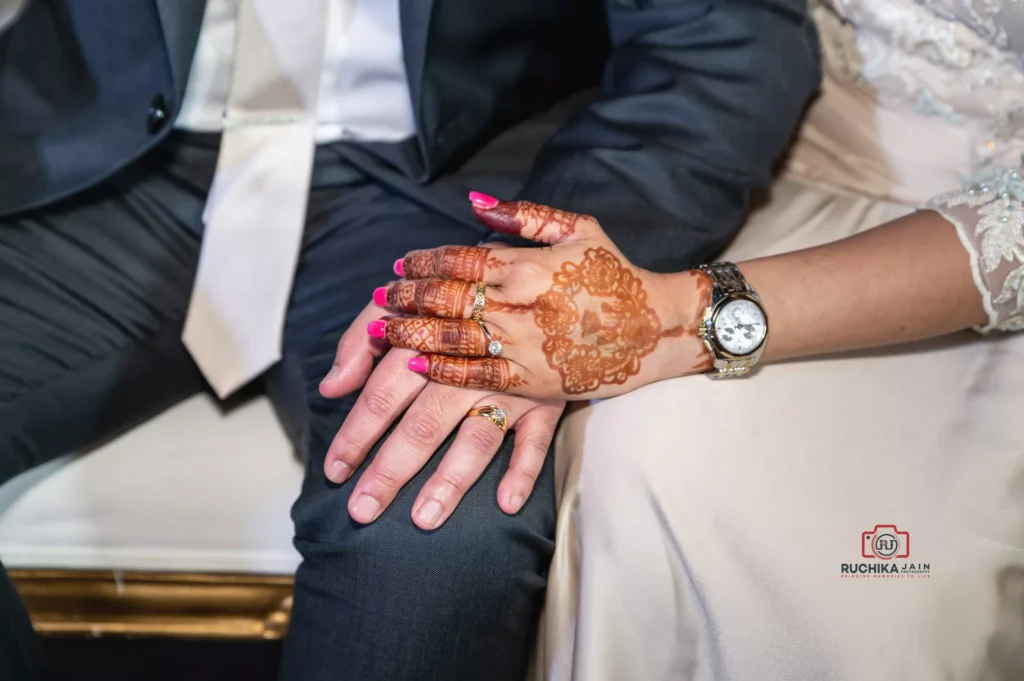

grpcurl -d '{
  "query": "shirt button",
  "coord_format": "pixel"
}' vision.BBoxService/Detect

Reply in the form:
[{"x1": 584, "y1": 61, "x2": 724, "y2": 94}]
[{"x1": 147, "y1": 94, "x2": 170, "y2": 134}]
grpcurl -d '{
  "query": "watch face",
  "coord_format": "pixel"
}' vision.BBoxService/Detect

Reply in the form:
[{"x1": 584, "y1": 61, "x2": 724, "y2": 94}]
[{"x1": 714, "y1": 298, "x2": 767, "y2": 356}]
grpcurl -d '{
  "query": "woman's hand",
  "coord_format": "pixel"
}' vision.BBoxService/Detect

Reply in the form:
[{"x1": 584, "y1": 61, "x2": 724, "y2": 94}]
[{"x1": 370, "y1": 193, "x2": 715, "y2": 400}]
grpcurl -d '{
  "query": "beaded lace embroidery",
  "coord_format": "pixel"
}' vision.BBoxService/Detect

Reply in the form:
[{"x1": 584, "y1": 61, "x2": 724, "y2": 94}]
[{"x1": 818, "y1": 0, "x2": 1024, "y2": 331}]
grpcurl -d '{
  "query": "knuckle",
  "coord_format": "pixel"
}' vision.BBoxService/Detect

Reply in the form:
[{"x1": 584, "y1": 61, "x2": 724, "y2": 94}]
[
  {"x1": 509, "y1": 259, "x2": 545, "y2": 281},
  {"x1": 329, "y1": 431, "x2": 361, "y2": 462},
  {"x1": 387, "y1": 282, "x2": 406, "y2": 307},
  {"x1": 435, "y1": 245, "x2": 458, "y2": 265},
  {"x1": 438, "y1": 471, "x2": 469, "y2": 496},
  {"x1": 515, "y1": 453, "x2": 545, "y2": 483},
  {"x1": 421, "y1": 279, "x2": 441, "y2": 297},
  {"x1": 440, "y1": 321, "x2": 470, "y2": 350},
  {"x1": 517, "y1": 200, "x2": 539, "y2": 215},
  {"x1": 402, "y1": 410, "x2": 444, "y2": 448},
  {"x1": 462, "y1": 420, "x2": 503, "y2": 453},
  {"x1": 363, "y1": 385, "x2": 400, "y2": 420},
  {"x1": 515, "y1": 437, "x2": 552, "y2": 474},
  {"x1": 371, "y1": 464, "x2": 404, "y2": 491},
  {"x1": 404, "y1": 249, "x2": 429, "y2": 273}
]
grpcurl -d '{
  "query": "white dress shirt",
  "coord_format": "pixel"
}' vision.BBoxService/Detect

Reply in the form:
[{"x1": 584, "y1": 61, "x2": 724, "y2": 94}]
[{"x1": 176, "y1": 0, "x2": 416, "y2": 143}]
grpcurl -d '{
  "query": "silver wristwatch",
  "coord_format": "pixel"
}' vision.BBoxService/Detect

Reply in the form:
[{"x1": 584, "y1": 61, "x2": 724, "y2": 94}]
[{"x1": 696, "y1": 262, "x2": 769, "y2": 379}]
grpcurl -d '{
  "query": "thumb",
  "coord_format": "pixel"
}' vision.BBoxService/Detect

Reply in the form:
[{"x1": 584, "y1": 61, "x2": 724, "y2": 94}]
[
  {"x1": 319, "y1": 301, "x2": 389, "y2": 398},
  {"x1": 468, "y1": 192, "x2": 597, "y2": 246}
]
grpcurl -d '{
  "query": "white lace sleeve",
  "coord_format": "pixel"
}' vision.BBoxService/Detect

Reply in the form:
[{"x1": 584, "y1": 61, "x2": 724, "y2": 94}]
[{"x1": 926, "y1": 166, "x2": 1024, "y2": 333}]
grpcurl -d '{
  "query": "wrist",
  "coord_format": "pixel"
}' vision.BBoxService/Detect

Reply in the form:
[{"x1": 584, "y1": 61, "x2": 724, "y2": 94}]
[{"x1": 650, "y1": 269, "x2": 714, "y2": 380}]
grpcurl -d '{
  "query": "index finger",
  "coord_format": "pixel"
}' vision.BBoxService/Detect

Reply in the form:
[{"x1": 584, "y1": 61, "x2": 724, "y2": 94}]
[
  {"x1": 323, "y1": 348, "x2": 424, "y2": 483},
  {"x1": 399, "y1": 245, "x2": 507, "y2": 282}
]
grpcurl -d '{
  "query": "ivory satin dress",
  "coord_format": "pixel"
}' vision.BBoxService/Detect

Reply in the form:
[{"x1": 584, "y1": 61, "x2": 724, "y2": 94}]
[{"x1": 535, "y1": 2, "x2": 1024, "y2": 679}]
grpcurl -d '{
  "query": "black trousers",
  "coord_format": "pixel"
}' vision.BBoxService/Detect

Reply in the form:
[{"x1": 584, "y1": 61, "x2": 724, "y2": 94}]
[{"x1": 0, "y1": 131, "x2": 556, "y2": 680}]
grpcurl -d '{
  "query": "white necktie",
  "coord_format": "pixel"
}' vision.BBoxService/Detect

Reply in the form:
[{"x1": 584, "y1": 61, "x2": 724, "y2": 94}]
[{"x1": 183, "y1": 0, "x2": 328, "y2": 398}]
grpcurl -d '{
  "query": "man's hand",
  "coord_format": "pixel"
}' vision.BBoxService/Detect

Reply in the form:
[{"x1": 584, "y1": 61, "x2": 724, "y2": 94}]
[{"x1": 319, "y1": 299, "x2": 566, "y2": 530}]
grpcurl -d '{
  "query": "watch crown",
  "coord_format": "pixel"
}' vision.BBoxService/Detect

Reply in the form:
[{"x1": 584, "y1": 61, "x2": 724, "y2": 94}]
[{"x1": 697, "y1": 323, "x2": 707, "y2": 337}]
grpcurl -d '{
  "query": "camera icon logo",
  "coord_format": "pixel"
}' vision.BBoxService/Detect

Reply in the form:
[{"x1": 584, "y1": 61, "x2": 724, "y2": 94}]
[{"x1": 861, "y1": 524, "x2": 910, "y2": 560}]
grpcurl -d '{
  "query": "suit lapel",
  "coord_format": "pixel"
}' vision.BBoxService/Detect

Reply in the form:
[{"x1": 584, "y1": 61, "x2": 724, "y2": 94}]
[{"x1": 153, "y1": 0, "x2": 207, "y2": 97}]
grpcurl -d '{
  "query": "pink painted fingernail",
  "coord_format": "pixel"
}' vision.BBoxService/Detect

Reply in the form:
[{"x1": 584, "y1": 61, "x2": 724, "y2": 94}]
[
  {"x1": 469, "y1": 191, "x2": 499, "y2": 210},
  {"x1": 367, "y1": 320, "x2": 387, "y2": 338},
  {"x1": 373, "y1": 286, "x2": 388, "y2": 307},
  {"x1": 408, "y1": 356, "x2": 429, "y2": 373},
  {"x1": 393, "y1": 259, "x2": 405, "y2": 276}
]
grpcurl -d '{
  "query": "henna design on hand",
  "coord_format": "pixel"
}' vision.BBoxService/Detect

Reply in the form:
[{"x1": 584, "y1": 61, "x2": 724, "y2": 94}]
[
  {"x1": 477, "y1": 201, "x2": 587, "y2": 242},
  {"x1": 401, "y1": 246, "x2": 505, "y2": 282},
  {"x1": 385, "y1": 318, "x2": 489, "y2": 356},
  {"x1": 528, "y1": 248, "x2": 665, "y2": 395},
  {"x1": 386, "y1": 279, "x2": 477, "y2": 318},
  {"x1": 487, "y1": 300, "x2": 534, "y2": 315},
  {"x1": 426, "y1": 356, "x2": 527, "y2": 391}
]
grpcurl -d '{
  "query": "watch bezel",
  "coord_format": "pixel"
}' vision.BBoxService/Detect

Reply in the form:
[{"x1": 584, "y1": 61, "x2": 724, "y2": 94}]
[{"x1": 702, "y1": 293, "x2": 769, "y2": 360}]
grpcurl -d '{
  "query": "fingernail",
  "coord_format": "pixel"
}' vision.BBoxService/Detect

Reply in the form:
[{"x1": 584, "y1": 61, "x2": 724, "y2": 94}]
[
  {"x1": 325, "y1": 459, "x2": 352, "y2": 483},
  {"x1": 408, "y1": 356, "x2": 429, "y2": 373},
  {"x1": 416, "y1": 500, "x2": 444, "y2": 529},
  {"x1": 373, "y1": 286, "x2": 388, "y2": 307},
  {"x1": 469, "y1": 191, "x2": 499, "y2": 210},
  {"x1": 367, "y1": 320, "x2": 387, "y2": 338},
  {"x1": 351, "y1": 494, "x2": 382, "y2": 523},
  {"x1": 320, "y1": 366, "x2": 340, "y2": 387},
  {"x1": 510, "y1": 493, "x2": 525, "y2": 513},
  {"x1": 393, "y1": 259, "x2": 405, "y2": 277}
]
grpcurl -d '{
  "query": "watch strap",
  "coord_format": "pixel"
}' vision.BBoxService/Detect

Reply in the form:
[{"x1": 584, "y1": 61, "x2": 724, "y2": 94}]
[
  {"x1": 699, "y1": 262, "x2": 751, "y2": 297},
  {"x1": 697, "y1": 262, "x2": 765, "y2": 379}
]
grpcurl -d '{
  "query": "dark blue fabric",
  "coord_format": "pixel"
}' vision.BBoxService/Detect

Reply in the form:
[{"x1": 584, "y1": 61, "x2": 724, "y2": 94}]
[
  {"x1": 0, "y1": 0, "x2": 819, "y2": 276},
  {"x1": 507, "y1": 0, "x2": 822, "y2": 272},
  {"x1": 0, "y1": 132, "x2": 553, "y2": 680},
  {"x1": 0, "y1": 0, "x2": 190, "y2": 213}
]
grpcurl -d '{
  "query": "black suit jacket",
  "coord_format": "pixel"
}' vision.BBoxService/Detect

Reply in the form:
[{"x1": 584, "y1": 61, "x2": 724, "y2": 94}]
[{"x1": 0, "y1": 0, "x2": 819, "y2": 271}]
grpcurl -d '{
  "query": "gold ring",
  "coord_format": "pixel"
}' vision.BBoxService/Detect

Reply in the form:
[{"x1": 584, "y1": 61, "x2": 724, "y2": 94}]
[
  {"x1": 471, "y1": 282, "x2": 486, "y2": 321},
  {"x1": 467, "y1": 405, "x2": 508, "y2": 434}
]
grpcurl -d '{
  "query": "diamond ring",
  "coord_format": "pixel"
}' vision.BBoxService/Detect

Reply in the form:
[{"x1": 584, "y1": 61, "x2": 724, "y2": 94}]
[
  {"x1": 478, "y1": 321, "x2": 503, "y2": 358},
  {"x1": 466, "y1": 405, "x2": 508, "y2": 434}
]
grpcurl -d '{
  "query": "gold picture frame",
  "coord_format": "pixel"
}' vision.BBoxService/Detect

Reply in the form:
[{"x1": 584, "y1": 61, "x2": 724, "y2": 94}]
[{"x1": 10, "y1": 569, "x2": 294, "y2": 639}]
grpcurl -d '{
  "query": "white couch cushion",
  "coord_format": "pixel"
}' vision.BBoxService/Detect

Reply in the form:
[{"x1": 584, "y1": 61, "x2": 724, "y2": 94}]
[{"x1": 0, "y1": 394, "x2": 303, "y2": 574}]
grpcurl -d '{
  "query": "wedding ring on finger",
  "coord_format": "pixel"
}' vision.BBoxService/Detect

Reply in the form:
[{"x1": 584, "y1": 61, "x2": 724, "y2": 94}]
[
  {"x1": 471, "y1": 281, "x2": 486, "y2": 322},
  {"x1": 478, "y1": 321, "x2": 503, "y2": 357},
  {"x1": 467, "y1": 405, "x2": 508, "y2": 434}
]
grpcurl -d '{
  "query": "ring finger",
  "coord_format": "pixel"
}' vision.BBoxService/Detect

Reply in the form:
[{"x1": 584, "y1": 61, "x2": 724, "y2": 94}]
[
  {"x1": 379, "y1": 317, "x2": 508, "y2": 358},
  {"x1": 410, "y1": 396, "x2": 525, "y2": 530}
]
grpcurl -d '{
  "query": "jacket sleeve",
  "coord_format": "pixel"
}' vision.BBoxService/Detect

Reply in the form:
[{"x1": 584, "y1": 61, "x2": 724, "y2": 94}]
[{"x1": 503, "y1": 0, "x2": 820, "y2": 273}]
